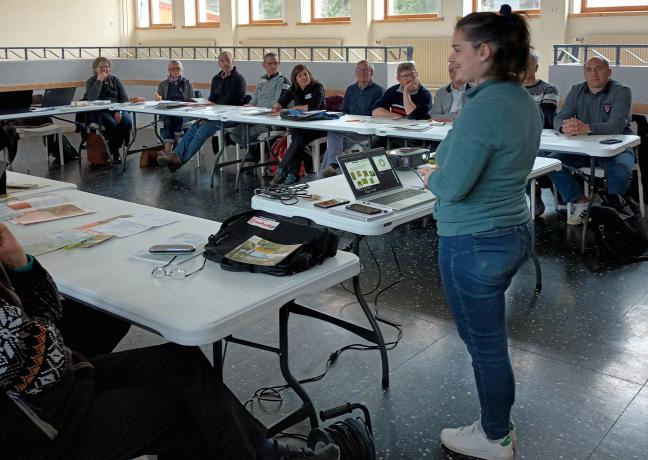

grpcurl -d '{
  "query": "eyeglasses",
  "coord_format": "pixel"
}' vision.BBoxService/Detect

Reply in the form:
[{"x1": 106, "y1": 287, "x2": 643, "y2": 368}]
[
  {"x1": 355, "y1": 67, "x2": 370, "y2": 72},
  {"x1": 397, "y1": 72, "x2": 416, "y2": 79},
  {"x1": 151, "y1": 255, "x2": 207, "y2": 279}
]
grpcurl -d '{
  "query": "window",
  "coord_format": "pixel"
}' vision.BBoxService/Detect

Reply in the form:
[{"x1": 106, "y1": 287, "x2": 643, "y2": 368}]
[
  {"x1": 384, "y1": 0, "x2": 440, "y2": 19},
  {"x1": 197, "y1": 0, "x2": 220, "y2": 23},
  {"x1": 581, "y1": 0, "x2": 648, "y2": 13},
  {"x1": 137, "y1": 0, "x2": 173, "y2": 28},
  {"x1": 311, "y1": 0, "x2": 350, "y2": 21},
  {"x1": 473, "y1": 0, "x2": 540, "y2": 13},
  {"x1": 249, "y1": 0, "x2": 285, "y2": 23}
]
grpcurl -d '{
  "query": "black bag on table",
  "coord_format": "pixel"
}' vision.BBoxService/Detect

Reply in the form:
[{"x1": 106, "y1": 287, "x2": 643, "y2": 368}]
[
  {"x1": 204, "y1": 210, "x2": 338, "y2": 276},
  {"x1": 588, "y1": 196, "x2": 648, "y2": 262}
]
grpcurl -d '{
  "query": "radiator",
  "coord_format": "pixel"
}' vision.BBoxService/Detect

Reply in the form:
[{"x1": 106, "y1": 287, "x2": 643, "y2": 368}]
[
  {"x1": 581, "y1": 34, "x2": 648, "y2": 66},
  {"x1": 381, "y1": 37, "x2": 451, "y2": 88}
]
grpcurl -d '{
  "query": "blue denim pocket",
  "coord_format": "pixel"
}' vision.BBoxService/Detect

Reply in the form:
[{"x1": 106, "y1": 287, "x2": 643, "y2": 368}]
[{"x1": 471, "y1": 224, "x2": 530, "y2": 277}]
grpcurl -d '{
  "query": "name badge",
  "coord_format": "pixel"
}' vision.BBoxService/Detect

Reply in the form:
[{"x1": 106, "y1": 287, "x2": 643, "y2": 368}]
[
  {"x1": 603, "y1": 103, "x2": 611, "y2": 113},
  {"x1": 305, "y1": 93, "x2": 312, "y2": 100}
]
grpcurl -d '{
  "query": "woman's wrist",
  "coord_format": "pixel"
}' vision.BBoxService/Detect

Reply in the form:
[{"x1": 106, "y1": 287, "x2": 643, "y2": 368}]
[{"x1": 6, "y1": 253, "x2": 31, "y2": 272}]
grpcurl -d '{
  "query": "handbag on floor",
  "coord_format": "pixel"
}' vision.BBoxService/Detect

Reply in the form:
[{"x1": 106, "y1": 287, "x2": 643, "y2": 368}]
[
  {"x1": 204, "y1": 210, "x2": 338, "y2": 276},
  {"x1": 86, "y1": 132, "x2": 110, "y2": 166},
  {"x1": 589, "y1": 195, "x2": 648, "y2": 262}
]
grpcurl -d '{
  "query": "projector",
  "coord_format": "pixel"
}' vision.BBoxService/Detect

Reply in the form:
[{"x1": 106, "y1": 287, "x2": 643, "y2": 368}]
[{"x1": 386, "y1": 147, "x2": 431, "y2": 168}]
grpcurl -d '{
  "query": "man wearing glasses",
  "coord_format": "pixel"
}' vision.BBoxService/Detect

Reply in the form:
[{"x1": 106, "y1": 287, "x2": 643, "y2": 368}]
[
  {"x1": 372, "y1": 62, "x2": 432, "y2": 120},
  {"x1": 319, "y1": 60, "x2": 385, "y2": 178},
  {"x1": 230, "y1": 52, "x2": 291, "y2": 167}
]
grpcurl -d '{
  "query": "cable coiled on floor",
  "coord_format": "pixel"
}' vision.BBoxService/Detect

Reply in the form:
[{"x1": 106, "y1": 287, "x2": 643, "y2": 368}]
[{"x1": 307, "y1": 403, "x2": 376, "y2": 460}]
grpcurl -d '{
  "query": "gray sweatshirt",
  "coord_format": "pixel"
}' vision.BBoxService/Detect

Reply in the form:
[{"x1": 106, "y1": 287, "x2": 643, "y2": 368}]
[{"x1": 250, "y1": 72, "x2": 291, "y2": 108}]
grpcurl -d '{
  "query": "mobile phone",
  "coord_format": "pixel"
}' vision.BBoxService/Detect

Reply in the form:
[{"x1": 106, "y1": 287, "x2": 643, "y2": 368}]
[
  {"x1": 314, "y1": 198, "x2": 350, "y2": 209},
  {"x1": 600, "y1": 138, "x2": 622, "y2": 144},
  {"x1": 346, "y1": 203, "x2": 382, "y2": 215},
  {"x1": 149, "y1": 244, "x2": 196, "y2": 253}
]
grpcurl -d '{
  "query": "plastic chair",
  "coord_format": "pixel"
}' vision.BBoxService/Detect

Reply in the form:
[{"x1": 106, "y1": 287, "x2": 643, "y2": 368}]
[{"x1": 15, "y1": 124, "x2": 65, "y2": 165}]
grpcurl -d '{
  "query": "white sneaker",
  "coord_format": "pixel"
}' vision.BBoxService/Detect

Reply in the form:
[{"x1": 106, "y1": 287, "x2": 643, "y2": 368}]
[
  {"x1": 440, "y1": 419, "x2": 514, "y2": 460},
  {"x1": 567, "y1": 201, "x2": 589, "y2": 226}
]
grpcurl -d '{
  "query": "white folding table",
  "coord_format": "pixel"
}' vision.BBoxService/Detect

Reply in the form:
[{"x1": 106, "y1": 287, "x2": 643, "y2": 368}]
[
  {"x1": 9, "y1": 188, "x2": 360, "y2": 435},
  {"x1": 3, "y1": 171, "x2": 77, "y2": 199}
]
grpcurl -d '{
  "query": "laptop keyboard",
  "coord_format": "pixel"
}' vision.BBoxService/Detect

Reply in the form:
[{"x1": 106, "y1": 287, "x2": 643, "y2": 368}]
[{"x1": 370, "y1": 188, "x2": 427, "y2": 206}]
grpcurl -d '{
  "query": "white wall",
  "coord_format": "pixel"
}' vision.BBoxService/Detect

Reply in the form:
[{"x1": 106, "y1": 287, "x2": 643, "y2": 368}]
[
  {"x1": 0, "y1": 0, "x2": 125, "y2": 47},
  {"x1": 2, "y1": 0, "x2": 648, "y2": 82}
]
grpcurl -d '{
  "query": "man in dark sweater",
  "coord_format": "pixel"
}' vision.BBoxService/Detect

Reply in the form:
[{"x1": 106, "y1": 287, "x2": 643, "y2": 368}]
[
  {"x1": 157, "y1": 51, "x2": 247, "y2": 172},
  {"x1": 548, "y1": 56, "x2": 635, "y2": 225},
  {"x1": 372, "y1": 62, "x2": 432, "y2": 120},
  {"x1": 0, "y1": 223, "x2": 339, "y2": 460}
]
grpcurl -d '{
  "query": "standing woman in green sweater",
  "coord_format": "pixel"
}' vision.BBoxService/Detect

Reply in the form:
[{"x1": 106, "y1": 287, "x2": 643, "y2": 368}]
[{"x1": 419, "y1": 5, "x2": 541, "y2": 460}]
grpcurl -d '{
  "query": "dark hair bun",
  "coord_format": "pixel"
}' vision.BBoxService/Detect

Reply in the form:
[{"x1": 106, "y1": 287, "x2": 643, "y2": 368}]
[{"x1": 499, "y1": 4, "x2": 512, "y2": 16}]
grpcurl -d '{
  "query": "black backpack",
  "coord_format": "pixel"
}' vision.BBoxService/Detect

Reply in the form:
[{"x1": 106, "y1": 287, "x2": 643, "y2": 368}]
[
  {"x1": 204, "y1": 210, "x2": 338, "y2": 276},
  {"x1": 47, "y1": 134, "x2": 80, "y2": 162},
  {"x1": 588, "y1": 196, "x2": 648, "y2": 262}
]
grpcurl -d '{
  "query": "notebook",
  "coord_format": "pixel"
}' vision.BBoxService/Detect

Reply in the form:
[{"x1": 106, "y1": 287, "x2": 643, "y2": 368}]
[{"x1": 337, "y1": 148, "x2": 435, "y2": 211}]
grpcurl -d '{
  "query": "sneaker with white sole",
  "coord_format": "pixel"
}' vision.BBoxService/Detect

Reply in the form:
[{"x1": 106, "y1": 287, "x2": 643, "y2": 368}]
[
  {"x1": 567, "y1": 201, "x2": 589, "y2": 226},
  {"x1": 440, "y1": 419, "x2": 514, "y2": 460}
]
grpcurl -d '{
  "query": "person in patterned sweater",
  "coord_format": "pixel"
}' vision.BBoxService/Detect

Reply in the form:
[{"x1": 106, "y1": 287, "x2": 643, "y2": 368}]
[{"x1": 0, "y1": 224, "x2": 339, "y2": 460}]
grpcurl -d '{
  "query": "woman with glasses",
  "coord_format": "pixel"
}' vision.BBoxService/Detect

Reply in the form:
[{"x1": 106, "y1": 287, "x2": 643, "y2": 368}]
[
  {"x1": 84, "y1": 57, "x2": 144, "y2": 163},
  {"x1": 270, "y1": 64, "x2": 326, "y2": 185},
  {"x1": 155, "y1": 60, "x2": 195, "y2": 154},
  {"x1": 419, "y1": 5, "x2": 541, "y2": 459}
]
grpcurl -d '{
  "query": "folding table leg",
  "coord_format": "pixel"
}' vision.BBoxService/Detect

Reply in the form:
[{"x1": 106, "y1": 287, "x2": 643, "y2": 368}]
[{"x1": 580, "y1": 158, "x2": 596, "y2": 253}]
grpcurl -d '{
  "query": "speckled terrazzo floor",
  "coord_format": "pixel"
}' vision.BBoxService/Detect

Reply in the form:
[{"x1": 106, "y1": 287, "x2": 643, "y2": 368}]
[{"x1": 12, "y1": 132, "x2": 648, "y2": 459}]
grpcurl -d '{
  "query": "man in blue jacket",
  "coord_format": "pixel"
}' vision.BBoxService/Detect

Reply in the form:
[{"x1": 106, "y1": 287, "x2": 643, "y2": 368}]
[{"x1": 319, "y1": 60, "x2": 385, "y2": 178}]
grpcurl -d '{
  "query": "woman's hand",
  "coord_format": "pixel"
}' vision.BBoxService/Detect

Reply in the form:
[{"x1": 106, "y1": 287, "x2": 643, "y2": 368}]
[
  {"x1": 154, "y1": 89, "x2": 162, "y2": 102},
  {"x1": 0, "y1": 224, "x2": 28, "y2": 270},
  {"x1": 96, "y1": 69, "x2": 109, "y2": 82},
  {"x1": 114, "y1": 112, "x2": 122, "y2": 124},
  {"x1": 271, "y1": 103, "x2": 282, "y2": 113},
  {"x1": 417, "y1": 164, "x2": 437, "y2": 189},
  {"x1": 129, "y1": 96, "x2": 146, "y2": 103},
  {"x1": 293, "y1": 104, "x2": 309, "y2": 111}
]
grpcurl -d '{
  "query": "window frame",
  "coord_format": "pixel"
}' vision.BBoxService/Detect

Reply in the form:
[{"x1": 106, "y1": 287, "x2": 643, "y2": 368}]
[
  {"x1": 580, "y1": 0, "x2": 648, "y2": 13},
  {"x1": 248, "y1": 0, "x2": 286, "y2": 24},
  {"x1": 471, "y1": 0, "x2": 540, "y2": 15},
  {"x1": 310, "y1": 0, "x2": 351, "y2": 23},
  {"x1": 195, "y1": 0, "x2": 221, "y2": 25},
  {"x1": 383, "y1": 0, "x2": 440, "y2": 20},
  {"x1": 138, "y1": 0, "x2": 174, "y2": 28}
]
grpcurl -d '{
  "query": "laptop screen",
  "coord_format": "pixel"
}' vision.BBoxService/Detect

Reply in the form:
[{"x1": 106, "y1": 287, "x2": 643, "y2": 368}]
[
  {"x1": 42, "y1": 87, "x2": 76, "y2": 107},
  {"x1": 0, "y1": 90, "x2": 33, "y2": 113},
  {"x1": 337, "y1": 148, "x2": 402, "y2": 199}
]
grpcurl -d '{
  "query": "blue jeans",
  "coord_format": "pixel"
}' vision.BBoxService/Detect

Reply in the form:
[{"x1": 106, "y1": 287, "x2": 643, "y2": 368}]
[
  {"x1": 438, "y1": 222, "x2": 532, "y2": 439},
  {"x1": 318, "y1": 131, "x2": 370, "y2": 178},
  {"x1": 548, "y1": 149, "x2": 635, "y2": 202},
  {"x1": 173, "y1": 120, "x2": 222, "y2": 164},
  {"x1": 161, "y1": 116, "x2": 185, "y2": 144}
]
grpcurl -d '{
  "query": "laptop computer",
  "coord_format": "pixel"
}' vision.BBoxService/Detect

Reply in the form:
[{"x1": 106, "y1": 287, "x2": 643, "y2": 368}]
[
  {"x1": 337, "y1": 148, "x2": 435, "y2": 211},
  {"x1": 41, "y1": 87, "x2": 76, "y2": 107},
  {"x1": 0, "y1": 90, "x2": 33, "y2": 115}
]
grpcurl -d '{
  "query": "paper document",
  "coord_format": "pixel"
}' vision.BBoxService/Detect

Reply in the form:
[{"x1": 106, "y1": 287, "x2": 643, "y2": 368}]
[
  {"x1": 22, "y1": 229, "x2": 90, "y2": 256},
  {"x1": 225, "y1": 236, "x2": 301, "y2": 267},
  {"x1": 29, "y1": 107, "x2": 55, "y2": 112},
  {"x1": 89, "y1": 218, "x2": 150, "y2": 238},
  {"x1": 6, "y1": 183, "x2": 40, "y2": 190},
  {"x1": 8, "y1": 194, "x2": 67, "y2": 211},
  {"x1": 13, "y1": 203, "x2": 94, "y2": 225},
  {"x1": 0, "y1": 204, "x2": 21, "y2": 222},
  {"x1": 127, "y1": 212, "x2": 179, "y2": 228},
  {"x1": 389, "y1": 123, "x2": 431, "y2": 132}
]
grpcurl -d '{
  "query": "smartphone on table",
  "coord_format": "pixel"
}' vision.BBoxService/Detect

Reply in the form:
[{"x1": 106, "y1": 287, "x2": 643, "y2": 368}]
[
  {"x1": 346, "y1": 203, "x2": 382, "y2": 215},
  {"x1": 314, "y1": 198, "x2": 350, "y2": 209},
  {"x1": 149, "y1": 244, "x2": 196, "y2": 253}
]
